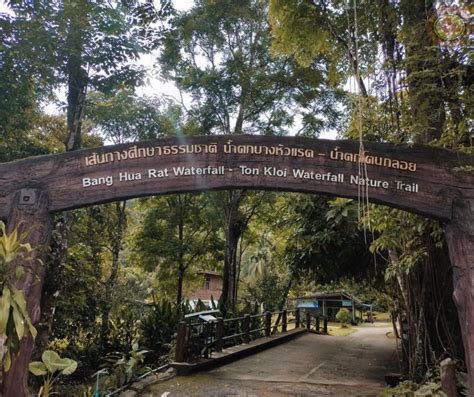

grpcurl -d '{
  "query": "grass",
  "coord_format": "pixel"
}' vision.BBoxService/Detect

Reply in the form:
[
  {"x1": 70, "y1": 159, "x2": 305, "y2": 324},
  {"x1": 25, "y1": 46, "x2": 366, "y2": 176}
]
[
  {"x1": 373, "y1": 311, "x2": 391, "y2": 322},
  {"x1": 327, "y1": 323, "x2": 358, "y2": 336}
]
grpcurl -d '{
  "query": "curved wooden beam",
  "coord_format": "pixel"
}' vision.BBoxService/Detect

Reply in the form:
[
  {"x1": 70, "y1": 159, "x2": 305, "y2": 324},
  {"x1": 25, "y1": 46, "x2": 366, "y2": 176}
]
[{"x1": 1, "y1": 136, "x2": 472, "y2": 220}]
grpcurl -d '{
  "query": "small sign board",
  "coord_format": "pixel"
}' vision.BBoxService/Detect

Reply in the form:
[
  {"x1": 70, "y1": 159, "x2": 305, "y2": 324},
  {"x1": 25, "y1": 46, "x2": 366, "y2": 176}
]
[
  {"x1": 297, "y1": 300, "x2": 319, "y2": 308},
  {"x1": 199, "y1": 314, "x2": 217, "y2": 322},
  {"x1": 342, "y1": 300, "x2": 353, "y2": 307}
]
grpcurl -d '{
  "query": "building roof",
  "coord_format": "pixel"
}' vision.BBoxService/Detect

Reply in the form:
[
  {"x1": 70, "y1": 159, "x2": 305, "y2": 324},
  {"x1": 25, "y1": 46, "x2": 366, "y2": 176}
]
[
  {"x1": 197, "y1": 270, "x2": 222, "y2": 277},
  {"x1": 296, "y1": 290, "x2": 365, "y2": 306}
]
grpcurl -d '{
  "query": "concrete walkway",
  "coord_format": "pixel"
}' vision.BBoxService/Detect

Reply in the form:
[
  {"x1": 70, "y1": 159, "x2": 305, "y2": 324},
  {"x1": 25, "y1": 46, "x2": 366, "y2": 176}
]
[{"x1": 140, "y1": 324, "x2": 399, "y2": 397}]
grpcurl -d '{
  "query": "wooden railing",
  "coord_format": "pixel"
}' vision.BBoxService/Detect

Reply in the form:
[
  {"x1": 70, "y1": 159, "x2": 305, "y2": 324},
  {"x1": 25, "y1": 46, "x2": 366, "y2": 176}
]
[
  {"x1": 175, "y1": 309, "x2": 328, "y2": 362},
  {"x1": 301, "y1": 310, "x2": 328, "y2": 334}
]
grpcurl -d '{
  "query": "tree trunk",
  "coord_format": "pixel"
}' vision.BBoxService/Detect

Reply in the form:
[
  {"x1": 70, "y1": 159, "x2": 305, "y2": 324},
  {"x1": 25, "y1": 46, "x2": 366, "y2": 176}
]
[
  {"x1": 220, "y1": 191, "x2": 245, "y2": 311},
  {"x1": 33, "y1": 214, "x2": 69, "y2": 360},
  {"x1": 445, "y1": 199, "x2": 474, "y2": 394},
  {"x1": 2, "y1": 189, "x2": 52, "y2": 397},
  {"x1": 400, "y1": 0, "x2": 445, "y2": 144},
  {"x1": 99, "y1": 201, "x2": 126, "y2": 350},
  {"x1": 271, "y1": 277, "x2": 293, "y2": 333},
  {"x1": 222, "y1": 220, "x2": 240, "y2": 311},
  {"x1": 65, "y1": 1, "x2": 88, "y2": 151},
  {"x1": 176, "y1": 268, "x2": 184, "y2": 314},
  {"x1": 34, "y1": 0, "x2": 89, "y2": 359}
]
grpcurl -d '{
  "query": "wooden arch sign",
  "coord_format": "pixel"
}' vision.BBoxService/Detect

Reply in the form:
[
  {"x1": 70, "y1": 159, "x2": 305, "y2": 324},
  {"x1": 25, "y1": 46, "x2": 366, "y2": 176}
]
[
  {"x1": 0, "y1": 135, "x2": 473, "y2": 396},
  {"x1": 0, "y1": 135, "x2": 472, "y2": 219}
]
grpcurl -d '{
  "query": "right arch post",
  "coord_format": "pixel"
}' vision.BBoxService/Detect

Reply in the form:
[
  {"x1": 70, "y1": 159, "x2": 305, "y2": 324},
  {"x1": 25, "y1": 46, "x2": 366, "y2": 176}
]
[{"x1": 445, "y1": 198, "x2": 474, "y2": 394}]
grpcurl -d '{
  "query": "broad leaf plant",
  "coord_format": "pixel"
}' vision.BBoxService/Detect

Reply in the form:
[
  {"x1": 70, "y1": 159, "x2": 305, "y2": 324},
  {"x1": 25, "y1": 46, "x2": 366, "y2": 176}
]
[{"x1": 0, "y1": 220, "x2": 37, "y2": 371}]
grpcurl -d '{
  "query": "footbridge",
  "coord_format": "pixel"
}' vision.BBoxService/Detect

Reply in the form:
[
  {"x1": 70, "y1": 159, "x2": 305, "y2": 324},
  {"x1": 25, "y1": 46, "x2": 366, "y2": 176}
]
[
  {"x1": 139, "y1": 315, "x2": 399, "y2": 397},
  {"x1": 172, "y1": 309, "x2": 326, "y2": 374}
]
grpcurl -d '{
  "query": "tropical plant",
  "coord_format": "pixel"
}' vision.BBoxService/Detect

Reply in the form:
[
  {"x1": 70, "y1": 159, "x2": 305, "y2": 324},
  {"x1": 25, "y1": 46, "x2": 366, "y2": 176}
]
[
  {"x1": 101, "y1": 343, "x2": 149, "y2": 389},
  {"x1": 28, "y1": 350, "x2": 78, "y2": 397},
  {"x1": 139, "y1": 298, "x2": 179, "y2": 364},
  {"x1": 0, "y1": 221, "x2": 37, "y2": 371}
]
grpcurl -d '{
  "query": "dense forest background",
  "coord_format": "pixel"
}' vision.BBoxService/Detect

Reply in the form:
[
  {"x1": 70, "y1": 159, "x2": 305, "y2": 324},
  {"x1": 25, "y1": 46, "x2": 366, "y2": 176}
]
[{"x1": 0, "y1": 0, "x2": 472, "y2": 395}]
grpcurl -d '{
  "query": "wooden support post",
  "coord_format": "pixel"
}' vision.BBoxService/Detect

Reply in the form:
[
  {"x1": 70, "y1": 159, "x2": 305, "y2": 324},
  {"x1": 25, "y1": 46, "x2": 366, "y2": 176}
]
[
  {"x1": 175, "y1": 321, "x2": 187, "y2": 362},
  {"x1": 282, "y1": 310, "x2": 287, "y2": 333},
  {"x1": 323, "y1": 317, "x2": 328, "y2": 334},
  {"x1": 265, "y1": 311, "x2": 271, "y2": 337},
  {"x1": 445, "y1": 199, "x2": 474, "y2": 394},
  {"x1": 306, "y1": 311, "x2": 311, "y2": 330},
  {"x1": 2, "y1": 189, "x2": 52, "y2": 397},
  {"x1": 243, "y1": 314, "x2": 250, "y2": 343},
  {"x1": 215, "y1": 318, "x2": 224, "y2": 352},
  {"x1": 295, "y1": 308, "x2": 300, "y2": 328},
  {"x1": 316, "y1": 316, "x2": 320, "y2": 332}
]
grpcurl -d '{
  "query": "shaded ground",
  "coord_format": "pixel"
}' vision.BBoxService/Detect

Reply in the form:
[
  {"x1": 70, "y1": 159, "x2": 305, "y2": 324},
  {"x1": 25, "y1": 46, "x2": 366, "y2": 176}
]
[{"x1": 140, "y1": 323, "x2": 399, "y2": 397}]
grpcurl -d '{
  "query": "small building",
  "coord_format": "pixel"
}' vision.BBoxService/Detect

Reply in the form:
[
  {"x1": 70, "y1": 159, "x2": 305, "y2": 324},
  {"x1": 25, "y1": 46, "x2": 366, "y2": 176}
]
[
  {"x1": 295, "y1": 290, "x2": 372, "y2": 323},
  {"x1": 186, "y1": 271, "x2": 223, "y2": 309}
]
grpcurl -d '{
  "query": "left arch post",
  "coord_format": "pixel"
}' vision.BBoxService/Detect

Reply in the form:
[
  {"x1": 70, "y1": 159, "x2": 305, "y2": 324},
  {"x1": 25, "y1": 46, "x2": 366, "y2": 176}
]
[{"x1": 2, "y1": 189, "x2": 52, "y2": 397}]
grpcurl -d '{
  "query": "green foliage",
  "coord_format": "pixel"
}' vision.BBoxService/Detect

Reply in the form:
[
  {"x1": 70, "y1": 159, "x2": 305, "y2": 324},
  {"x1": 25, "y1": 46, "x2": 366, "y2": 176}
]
[
  {"x1": 101, "y1": 343, "x2": 148, "y2": 390},
  {"x1": 335, "y1": 308, "x2": 350, "y2": 327},
  {"x1": 160, "y1": 0, "x2": 344, "y2": 136},
  {"x1": 364, "y1": 206, "x2": 444, "y2": 280},
  {"x1": 0, "y1": 221, "x2": 37, "y2": 371},
  {"x1": 29, "y1": 350, "x2": 77, "y2": 397},
  {"x1": 283, "y1": 194, "x2": 380, "y2": 284},
  {"x1": 130, "y1": 194, "x2": 217, "y2": 305},
  {"x1": 269, "y1": 0, "x2": 334, "y2": 68},
  {"x1": 381, "y1": 358, "x2": 468, "y2": 396},
  {"x1": 242, "y1": 270, "x2": 289, "y2": 312},
  {"x1": 380, "y1": 380, "x2": 463, "y2": 397},
  {"x1": 3, "y1": 0, "x2": 173, "y2": 92},
  {"x1": 139, "y1": 298, "x2": 178, "y2": 364},
  {"x1": 86, "y1": 90, "x2": 181, "y2": 143}
]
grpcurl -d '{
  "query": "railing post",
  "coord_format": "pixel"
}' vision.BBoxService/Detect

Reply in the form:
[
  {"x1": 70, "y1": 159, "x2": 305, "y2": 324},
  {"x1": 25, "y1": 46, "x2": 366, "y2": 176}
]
[
  {"x1": 316, "y1": 316, "x2": 320, "y2": 332},
  {"x1": 265, "y1": 311, "x2": 272, "y2": 337},
  {"x1": 243, "y1": 314, "x2": 251, "y2": 343},
  {"x1": 323, "y1": 317, "x2": 328, "y2": 334},
  {"x1": 295, "y1": 308, "x2": 300, "y2": 328},
  {"x1": 215, "y1": 318, "x2": 224, "y2": 352},
  {"x1": 175, "y1": 321, "x2": 187, "y2": 362},
  {"x1": 306, "y1": 311, "x2": 311, "y2": 330},
  {"x1": 282, "y1": 310, "x2": 287, "y2": 332}
]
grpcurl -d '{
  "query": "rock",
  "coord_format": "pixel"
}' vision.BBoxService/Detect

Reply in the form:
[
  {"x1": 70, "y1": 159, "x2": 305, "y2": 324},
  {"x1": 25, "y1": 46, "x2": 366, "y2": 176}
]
[
  {"x1": 118, "y1": 390, "x2": 137, "y2": 397},
  {"x1": 129, "y1": 366, "x2": 177, "y2": 392},
  {"x1": 440, "y1": 358, "x2": 458, "y2": 397},
  {"x1": 384, "y1": 373, "x2": 404, "y2": 387}
]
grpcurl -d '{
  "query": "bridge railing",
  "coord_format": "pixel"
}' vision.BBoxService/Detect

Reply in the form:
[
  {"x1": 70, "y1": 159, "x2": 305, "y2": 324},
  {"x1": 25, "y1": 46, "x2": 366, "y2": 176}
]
[
  {"x1": 300, "y1": 311, "x2": 328, "y2": 334},
  {"x1": 175, "y1": 309, "x2": 328, "y2": 362}
]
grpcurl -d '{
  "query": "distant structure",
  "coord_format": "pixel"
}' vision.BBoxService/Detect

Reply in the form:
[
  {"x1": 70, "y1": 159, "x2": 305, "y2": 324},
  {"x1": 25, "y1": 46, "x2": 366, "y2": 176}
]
[
  {"x1": 295, "y1": 290, "x2": 373, "y2": 323},
  {"x1": 186, "y1": 271, "x2": 223, "y2": 309}
]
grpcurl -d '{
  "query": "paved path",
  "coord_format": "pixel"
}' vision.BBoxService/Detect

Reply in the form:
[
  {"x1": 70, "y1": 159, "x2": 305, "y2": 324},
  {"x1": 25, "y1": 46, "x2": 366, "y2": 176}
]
[{"x1": 141, "y1": 324, "x2": 399, "y2": 397}]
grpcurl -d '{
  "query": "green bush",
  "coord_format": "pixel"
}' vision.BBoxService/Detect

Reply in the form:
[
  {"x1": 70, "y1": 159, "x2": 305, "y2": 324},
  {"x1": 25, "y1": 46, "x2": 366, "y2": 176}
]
[
  {"x1": 139, "y1": 298, "x2": 178, "y2": 365},
  {"x1": 336, "y1": 308, "x2": 351, "y2": 327}
]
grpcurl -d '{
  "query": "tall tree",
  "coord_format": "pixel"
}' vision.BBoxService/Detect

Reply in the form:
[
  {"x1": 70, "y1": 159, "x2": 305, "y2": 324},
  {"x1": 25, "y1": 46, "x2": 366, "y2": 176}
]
[
  {"x1": 132, "y1": 194, "x2": 217, "y2": 313},
  {"x1": 268, "y1": 0, "x2": 471, "y2": 383},
  {"x1": 159, "y1": 0, "x2": 343, "y2": 309},
  {"x1": 1, "y1": 3, "x2": 173, "y2": 393}
]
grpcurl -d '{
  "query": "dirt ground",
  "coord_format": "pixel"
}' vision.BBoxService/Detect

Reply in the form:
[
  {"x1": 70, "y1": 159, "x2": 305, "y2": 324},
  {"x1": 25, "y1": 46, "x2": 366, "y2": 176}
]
[{"x1": 140, "y1": 323, "x2": 399, "y2": 397}]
